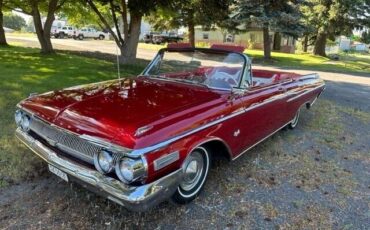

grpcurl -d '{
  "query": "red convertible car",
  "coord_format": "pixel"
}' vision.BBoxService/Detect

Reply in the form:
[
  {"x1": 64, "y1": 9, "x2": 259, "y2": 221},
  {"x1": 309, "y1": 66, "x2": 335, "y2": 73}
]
[{"x1": 15, "y1": 45, "x2": 325, "y2": 211}]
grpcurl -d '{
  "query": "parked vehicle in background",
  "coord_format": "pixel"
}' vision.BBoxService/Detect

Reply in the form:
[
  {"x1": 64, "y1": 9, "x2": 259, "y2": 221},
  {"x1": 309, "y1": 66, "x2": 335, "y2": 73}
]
[
  {"x1": 52, "y1": 26, "x2": 76, "y2": 39},
  {"x1": 143, "y1": 32, "x2": 160, "y2": 43},
  {"x1": 144, "y1": 32, "x2": 183, "y2": 44},
  {"x1": 15, "y1": 44, "x2": 325, "y2": 211},
  {"x1": 73, "y1": 27, "x2": 107, "y2": 40}
]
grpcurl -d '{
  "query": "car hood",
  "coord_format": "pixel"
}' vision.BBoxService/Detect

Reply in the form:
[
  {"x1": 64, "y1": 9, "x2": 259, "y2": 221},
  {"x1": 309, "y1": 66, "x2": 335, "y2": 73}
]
[{"x1": 19, "y1": 77, "x2": 228, "y2": 149}]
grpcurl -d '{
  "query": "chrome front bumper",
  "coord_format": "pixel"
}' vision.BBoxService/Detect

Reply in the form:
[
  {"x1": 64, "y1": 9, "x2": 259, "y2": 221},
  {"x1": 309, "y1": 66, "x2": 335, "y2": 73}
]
[{"x1": 15, "y1": 128, "x2": 183, "y2": 211}]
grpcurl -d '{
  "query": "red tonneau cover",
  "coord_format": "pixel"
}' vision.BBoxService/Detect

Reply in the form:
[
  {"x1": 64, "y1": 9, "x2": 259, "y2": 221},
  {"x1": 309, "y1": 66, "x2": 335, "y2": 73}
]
[
  {"x1": 167, "y1": 43, "x2": 192, "y2": 49},
  {"x1": 167, "y1": 43, "x2": 245, "y2": 53},
  {"x1": 210, "y1": 44, "x2": 245, "y2": 53}
]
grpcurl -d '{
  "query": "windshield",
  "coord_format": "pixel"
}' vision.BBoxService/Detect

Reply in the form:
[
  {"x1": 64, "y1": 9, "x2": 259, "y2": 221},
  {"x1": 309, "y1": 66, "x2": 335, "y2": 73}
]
[{"x1": 144, "y1": 50, "x2": 245, "y2": 90}]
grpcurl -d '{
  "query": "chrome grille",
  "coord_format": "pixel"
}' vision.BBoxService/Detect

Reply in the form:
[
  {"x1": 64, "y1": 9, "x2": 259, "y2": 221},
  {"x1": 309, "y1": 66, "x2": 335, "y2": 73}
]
[{"x1": 29, "y1": 117, "x2": 100, "y2": 164}]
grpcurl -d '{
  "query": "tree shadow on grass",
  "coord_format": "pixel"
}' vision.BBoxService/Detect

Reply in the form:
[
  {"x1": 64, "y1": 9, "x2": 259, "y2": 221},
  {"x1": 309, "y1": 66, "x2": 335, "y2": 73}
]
[{"x1": 0, "y1": 46, "x2": 148, "y2": 185}]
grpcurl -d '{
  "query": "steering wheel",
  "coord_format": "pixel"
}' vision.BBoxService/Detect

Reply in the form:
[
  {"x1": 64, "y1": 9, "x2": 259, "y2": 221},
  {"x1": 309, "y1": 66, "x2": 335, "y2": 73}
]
[{"x1": 213, "y1": 70, "x2": 239, "y2": 86}]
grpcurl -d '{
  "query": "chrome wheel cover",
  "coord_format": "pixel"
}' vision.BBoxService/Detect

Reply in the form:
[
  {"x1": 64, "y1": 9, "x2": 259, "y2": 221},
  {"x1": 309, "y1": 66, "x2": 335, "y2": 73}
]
[{"x1": 179, "y1": 151, "x2": 204, "y2": 191}]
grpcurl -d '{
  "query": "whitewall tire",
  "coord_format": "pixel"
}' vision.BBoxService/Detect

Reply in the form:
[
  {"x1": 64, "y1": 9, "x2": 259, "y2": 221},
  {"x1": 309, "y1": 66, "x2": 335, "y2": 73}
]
[
  {"x1": 171, "y1": 147, "x2": 210, "y2": 204},
  {"x1": 289, "y1": 108, "x2": 301, "y2": 129}
]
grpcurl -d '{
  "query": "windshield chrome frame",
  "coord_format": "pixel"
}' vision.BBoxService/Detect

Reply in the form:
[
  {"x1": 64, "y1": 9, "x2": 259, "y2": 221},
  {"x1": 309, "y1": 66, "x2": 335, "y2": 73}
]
[{"x1": 141, "y1": 48, "x2": 251, "y2": 91}]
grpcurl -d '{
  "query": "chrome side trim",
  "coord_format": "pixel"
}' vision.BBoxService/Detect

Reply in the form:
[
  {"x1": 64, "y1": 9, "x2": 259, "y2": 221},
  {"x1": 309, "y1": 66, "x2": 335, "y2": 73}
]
[
  {"x1": 18, "y1": 83, "x2": 324, "y2": 159},
  {"x1": 129, "y1": 109, "x2": 246, "y2": 157},
  {"x1": 286, "y1": 85, "x2": 323, "y2": 103},
  {"x1": 153, "y1": 151, "x2": 180, "y2": 171},
  {"x1": 130, "y1": 85, "x2": 322, "y2": 157},
  {"x1": 232, "y1": 121, "x2": 292, "y2": 161}
]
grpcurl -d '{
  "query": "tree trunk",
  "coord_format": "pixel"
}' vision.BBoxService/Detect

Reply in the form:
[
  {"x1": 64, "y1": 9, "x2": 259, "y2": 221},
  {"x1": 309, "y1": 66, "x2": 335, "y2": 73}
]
[
  {"x1": 187, "y1": 10, "x2": 195, "y2": 47},
  {"x1": 120, "y1": 14, "x2": 142, "y2": 64},
  {"x1": 0, "y1": 0, "x2": 7, "y2": 46},
  {"x1": 262, "y1": 23, "x2": 271, "y2": 60},
  {"x1": 188, "y1": 23, "x2": 195, "y2": 47},
  {"x1": 302, "y1": 35, "x2": 308, "y2": 52},
  {"x1": 273, "y1": 32, "x2": 281, "y2": 51},
  {"x1": 31, "y1": 0, "x2": 58, "y2": 54},
  {"x1": 313, "y1": 32, "x2": 327, "y2": 56}
]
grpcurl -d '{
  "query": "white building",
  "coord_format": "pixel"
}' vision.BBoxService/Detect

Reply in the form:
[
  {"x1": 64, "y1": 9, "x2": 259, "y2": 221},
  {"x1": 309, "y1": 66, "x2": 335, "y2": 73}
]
[{"x1": 3, "y1": 27, "x2": 14, "y2": 33}]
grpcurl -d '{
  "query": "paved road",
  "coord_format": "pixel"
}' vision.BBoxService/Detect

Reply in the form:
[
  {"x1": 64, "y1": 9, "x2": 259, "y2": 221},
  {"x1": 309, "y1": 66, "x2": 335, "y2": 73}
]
[
  {"x1": 8, "y1": 36, "x2": 370, "y2": 112},
  {"x1": 8, "y1": 36, "x2": 158, "y2": 60}
]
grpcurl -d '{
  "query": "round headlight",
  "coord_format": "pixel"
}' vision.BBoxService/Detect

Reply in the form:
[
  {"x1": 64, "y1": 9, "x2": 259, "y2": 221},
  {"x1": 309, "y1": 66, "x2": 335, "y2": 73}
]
[
  {"x1": 115, "y1": 157, "x2": 146, "y2": 184},
  {"x1": 94, "y1": 150, "x2": 114, "y2": 174},
  {"x1": 15, "y1": 110, "x2": 23, "y2": 126},
  {"x1": 20, "y1": 114, "x2": 31, "y2": 131}
]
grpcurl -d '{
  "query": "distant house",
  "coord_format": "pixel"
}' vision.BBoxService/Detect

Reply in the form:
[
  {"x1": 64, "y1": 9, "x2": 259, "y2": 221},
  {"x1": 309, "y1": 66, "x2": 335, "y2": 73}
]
[
  {"x1": 333, "y1": 36, "x2": 369, "y2": 53},
  {"x1": 116, "y1": 18, "x2": 152, "y2": 40},
  {"x1": 3, "y1": 27, "x2": 14, "y2": 33},
  {"x1": 337, "y1": 36, "x2": 351, "y2": 51},
  {"x1": 352, "y1": 42, "x2": 369, "y2": 52},
  {"x1": 194, "y1": 26, "x2": 296, "y2": 53}
]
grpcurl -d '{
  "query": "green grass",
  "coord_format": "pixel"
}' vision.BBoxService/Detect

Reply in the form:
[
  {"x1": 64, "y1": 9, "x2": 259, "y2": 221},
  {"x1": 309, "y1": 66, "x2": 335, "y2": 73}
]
[
  {"x1": 0, "y1": 45, "x2": 144, "y2": 187},
  {"x1": 245, "y1": 49, "x2": 370, "y2": 74},
  {"x1": 137, "y1": 42, "x2": 370, "y2": 74},
  {"x1": 6, "y1": 32, "x2": 37, "y2": 38},
  {"x1": 138, "y1": 42, "x2": 166, "y2": 50}
]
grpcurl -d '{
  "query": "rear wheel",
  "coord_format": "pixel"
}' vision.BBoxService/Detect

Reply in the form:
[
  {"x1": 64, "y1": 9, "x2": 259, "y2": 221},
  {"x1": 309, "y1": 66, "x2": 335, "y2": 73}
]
[
  {"x1": 78, "y1": 34, "x2": 84, "y2": 40},
  {"x1": 289, "y1": 108, "x2": 301, "y2": 129},
  {"x1": 171, "y1": 147, "x2": 210, "y2": 204},
  {"x1": 99, "y1": 35, "x2": 105, "y2": 40},
  {"x1": 59, "y1": 32, "x2": 65, "y2": 39}
]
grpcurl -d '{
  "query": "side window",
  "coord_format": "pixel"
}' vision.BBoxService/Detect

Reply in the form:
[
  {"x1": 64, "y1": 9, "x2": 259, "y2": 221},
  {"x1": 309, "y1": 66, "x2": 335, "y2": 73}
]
[{"x1": 62, "y1": 27, "x2": 67, "y2": 30}]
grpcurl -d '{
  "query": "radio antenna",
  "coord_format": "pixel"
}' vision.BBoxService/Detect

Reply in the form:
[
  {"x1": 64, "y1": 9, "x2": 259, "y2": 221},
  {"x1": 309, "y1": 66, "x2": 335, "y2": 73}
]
[{"x1": 116, "y1": 44, "x2": 121, "y2": 80}]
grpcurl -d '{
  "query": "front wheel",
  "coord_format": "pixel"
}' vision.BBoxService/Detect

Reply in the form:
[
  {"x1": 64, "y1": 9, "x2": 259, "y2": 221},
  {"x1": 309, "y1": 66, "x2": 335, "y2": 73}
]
[
  {"x1": 99, "y1": 35, "x2": 105, "y2": 40},
  {"x1": 171, "y1": 147, "x2": 210, "y2": 204},
  {"x1": 289, "y1": 108, "x2": 301, "y2": 129},
  {"x1": 78, "y1": 34, "x2": 84, "y2": 40}
]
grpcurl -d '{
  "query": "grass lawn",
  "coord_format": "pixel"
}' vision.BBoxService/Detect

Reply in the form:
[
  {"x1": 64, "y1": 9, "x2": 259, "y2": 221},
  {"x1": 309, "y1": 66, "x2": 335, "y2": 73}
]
[
  {"x1": 245, "y1": 49, "x2": 370, "y2": 74},
  {"x1": 137, "y1": 42, "x2": 370, "y2": 74},
  {"x1": 0, "y1": 45, "x2": 144, "y2": 187},
  {"x1": 5, "y1": 32, "x2": 37, "y2": 38}
]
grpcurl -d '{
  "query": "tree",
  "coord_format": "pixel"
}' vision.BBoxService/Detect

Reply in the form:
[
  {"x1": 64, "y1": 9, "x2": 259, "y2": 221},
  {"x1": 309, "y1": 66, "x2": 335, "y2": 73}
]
[
  {"x1": 59, "y1": 1, "x2": 112, "y2": 29},
  {"x1": 233, "y1": 0, "x2": 303, "y2": 60},
  {"x1": 0, "y1": 0, "x2": 8, "y2": 46},
  {"x1": 146, "y1": 0, "x2": 233, "y2": 47},
  {"x1": 301, "y1": 0, "x2": 369, "y2": 56},
  {"x1": 9, "y1": 0, "x2": 66, "y2": 54},
  {"x1": 84, "y1": 0, "x2": 170, "y2": 64},
  {"x1": 361, "y1": 31, "x2": 370, "y2": 44},
  {"x1": 4, "y1": 12, "x2": 26, "y2": 30}
]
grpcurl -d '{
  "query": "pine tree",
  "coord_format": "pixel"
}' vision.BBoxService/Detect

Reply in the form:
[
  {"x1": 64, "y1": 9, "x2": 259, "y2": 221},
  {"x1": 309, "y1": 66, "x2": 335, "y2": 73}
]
[{"x1": 233, "y1": 0, "x2": 303, "y2": 60}]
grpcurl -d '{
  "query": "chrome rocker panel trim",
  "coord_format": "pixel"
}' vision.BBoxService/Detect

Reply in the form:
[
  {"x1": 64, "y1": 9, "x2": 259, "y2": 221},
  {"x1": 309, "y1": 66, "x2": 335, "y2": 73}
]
[{"x1": 15, "y1": 128, "x2": 183, "y2": 212}]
